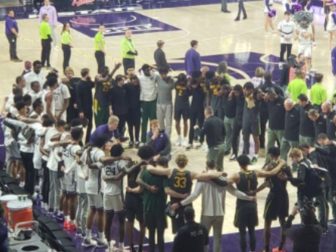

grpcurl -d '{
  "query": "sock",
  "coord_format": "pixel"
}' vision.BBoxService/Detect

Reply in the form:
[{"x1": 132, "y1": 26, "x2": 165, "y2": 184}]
[
  {"x1": 119, "y1": 242, "x2": 124, "y2": 248},
  {"x1": 86, "y1": 229, "x2": 92, "y2": 239},
  {"x1": 65, "y1": 215, "x2": 70, "y2": 221},
  {"x1": 98, "y1": 232, "x2": 104, "y2": 240}
]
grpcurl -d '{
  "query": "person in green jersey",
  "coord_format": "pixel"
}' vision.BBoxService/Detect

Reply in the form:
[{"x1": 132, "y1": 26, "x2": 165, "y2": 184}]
[
  {"x1": 287, "y1": 69, "x2": 307, "y2": 102},
  {"x1": 95, "y1": 24, "x2": 106, "y2": 74},
  {"x1": 310, "y1": 73, "x2": 327, "y2": 108},
  {"x1": 136, "y1": 149, "x2": 167, "y2": 252},
  {"x1": 121, "y1": 29, "x2": 137, "y2": 74},
  {"x1": 61, "y1": 23, "x2": 72, "y2": 72},
  {"x1": 40, "y1": 14, "x2": 52, "y2": 67}
]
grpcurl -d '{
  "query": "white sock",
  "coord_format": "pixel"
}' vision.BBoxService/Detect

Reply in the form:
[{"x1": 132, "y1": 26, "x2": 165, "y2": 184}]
[
  {"x1": 86, "y1": 229, "x2": 92, "y2": 239},
  {"x1": 98, "y1": 232, "x2": 104, "y2": 240},
  {"x1": 65, "y1": 215, "x2": 70, "y2": 221}
]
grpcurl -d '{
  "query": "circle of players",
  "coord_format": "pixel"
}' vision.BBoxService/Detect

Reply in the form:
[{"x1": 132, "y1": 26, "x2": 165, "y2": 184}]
[{"x1": 2, "y1": 55, "x2": 335, "y2": 252}]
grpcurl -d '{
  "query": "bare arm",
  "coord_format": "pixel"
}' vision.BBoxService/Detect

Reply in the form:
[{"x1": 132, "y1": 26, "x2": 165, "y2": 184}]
[
  {"x1": 136, "y1": 167, "x2": 156, "y2": 192},
  {"x1": 164, "y1": 187, "x2": 188, "y2": 199},
  {"x1": 256, "y1": 160, "x2": 286, "y2": 178},
  {"x1": 192, "y1": 171, "x2": 223, "y2": 181},
  {"x1": 147, "y1": 166, "x2": 171, "y2": 177},
  {"x1": 256, "y1": 181, "x2": 269, "y2": 193},
  {"x1": 226, "y1": 184, "x2": 254, "y2": 201}
]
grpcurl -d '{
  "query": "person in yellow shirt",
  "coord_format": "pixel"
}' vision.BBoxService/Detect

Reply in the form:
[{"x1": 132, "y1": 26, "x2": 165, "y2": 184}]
[
  {"x1": 310, "y1": 73, "x2": 327, "y2": 107},
  {"x1": 94, "y1": 24, "x2": 105, "y2": 74},
  {"x1": 121, "y1": 29, "x2": 137, "y2": 74},
  {"x1": 40, "y1": 14, "x2": 52, "y2": 67},
  {"x1": 287, "y1": 70, "x2": 307, "y2": 102},
  {"x1": 61, "y1": 23, "x2": 72, "y2": 72}
]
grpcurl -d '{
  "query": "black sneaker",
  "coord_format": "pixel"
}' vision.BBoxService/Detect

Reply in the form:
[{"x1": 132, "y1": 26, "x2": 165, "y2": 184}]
[{"x1": 234, "y1": 17, "x2": 240, "y2": 21}]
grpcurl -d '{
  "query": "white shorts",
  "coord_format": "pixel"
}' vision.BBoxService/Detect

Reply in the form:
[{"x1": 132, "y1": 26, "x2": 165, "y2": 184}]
[
  {"x1": 63, "y1": 172, "x2": 77, "y2": 193},
  {"x1": 87, "y1": 193, "x2": 103, "y2": 209},
  {"x1": 298, "y1": 44, "x2": 312, "y2": 58},
  {"x1": 103, "y1": 194, "x2": 124, "y2": 212}
]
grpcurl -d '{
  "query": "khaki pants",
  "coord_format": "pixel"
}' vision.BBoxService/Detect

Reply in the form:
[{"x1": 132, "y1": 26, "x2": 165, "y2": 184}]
[{"x1": 201, "y1": 215, "x2": 224, "y2": 252}]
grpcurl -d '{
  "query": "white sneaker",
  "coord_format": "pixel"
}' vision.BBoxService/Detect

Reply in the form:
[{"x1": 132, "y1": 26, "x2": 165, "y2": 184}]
[
  {"x1": 201, "y1": 144, "x2": 208, "y2": 152},
  {"x1": 175, "y1": 136, "x2": 182, "y2": 146},
  {"x1": 182, "y1": 138, "x2": 189, "y2": 147}
]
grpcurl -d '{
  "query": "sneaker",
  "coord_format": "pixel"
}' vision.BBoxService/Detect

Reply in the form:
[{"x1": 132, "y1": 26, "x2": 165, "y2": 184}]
[
  {"x1": 229, "y1": 154, "x2": 237, "y2": 161},
  {"x1": 175, "y1": 136, "x2": 182, "y2": 146},
  {"x1": 55, "y1": 213, "x2": 64, "y2": 223},
  {"x1": 234, "y1": 17, "x2": 240, "y2": 21},
  {"x1": 128, "y1": 141, "x2": 134, "y2": 148},
  {"x1": 272, "y1": 248, "x2": 286, "y2": 252},
  {"x1": 224, "y1": 150, "x2": 230, "y2": 156},
  {"x1": 96, "y1": 239, "x2": 108, "y2": 248},
  {"x1": 75, "y1": 228, "x2": 83, "y2": 237},
  {"x1": 201, "y1": 144, "x2": 208, "y2": 152},
  {"x1": 82, "y1": 238, "x2": 96, "y2": 247},
  {"x1": 182, "y1": 139, "x2": 189, "y2": 148},
  {"x1": 251, "y1": 156, "x2": 258, "y2": 165},
  {"x1": 135, "y1": 141, "x2": 140, "y2": 148}
]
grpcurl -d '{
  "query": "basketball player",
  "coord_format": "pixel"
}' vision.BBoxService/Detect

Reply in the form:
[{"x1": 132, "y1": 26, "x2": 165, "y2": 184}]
[
  {"x1": 257, "y1": 147, "x2": 292, "y2": 252},
  {"x1": 296, "y1": 27, "x2": 313, "y2": 70},
  {"x1": 229, "y1": 155, "x2": 286, "y2": 252}
]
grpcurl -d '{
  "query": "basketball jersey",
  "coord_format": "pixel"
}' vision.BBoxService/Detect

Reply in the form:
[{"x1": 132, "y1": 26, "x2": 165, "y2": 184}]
[
  {"x1": 170, "y1": 168, "x2": 192, "y2": 203},
  {"x1": 102, "y1": 160, "x2": 128, "y2": 196},
  {"x1": 236, "y1": 170, "x2": 258, "y2": 204}
]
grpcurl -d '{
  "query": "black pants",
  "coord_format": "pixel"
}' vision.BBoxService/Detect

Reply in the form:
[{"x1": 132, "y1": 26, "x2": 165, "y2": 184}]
[
  {"x1": 84, "y1": 111, "x2": 93, "y2": 144},
  {"x1": 7, "y1": 34, "x2": 18, "y2": 60},
  {"x1": 116, "y1": 113, "x2": 127, "y2": 136},
  {"x1": 62, "y1": 44, "x2": 71, "y2": 72},
  {"x1": 95, "y1": 51, "x2": 105, "y2": 74},
  {"x1": 20, "y1": 152, "x2": 35, "y2": 195},
  {"x1": 232, "y1": 121, "x2": 242, "y2": 156},
  {"x1": 127, "y1": 108, "x2": 141, "y2": 142},
  {"x1": 259, "y1": 112, "x2": 268, "y2": 149},
  {"x1": 41, "y1": 39, "x2": 51, "y2": 67},
  {"x1": 41, "y1": 161, "x2": 49, "y2": 204},
  {"x1": 236, "y1": 0, "x2": 247, "y2": 18},
  {"x1": 280, "y1": 44, "x2": 292, "y2": 62},
  {"x1": 189, "y1": 108, "x2": 204, "y2": 144},
  {"x1": 122, "y1": 58, "x2": 135, "y2": 74}
]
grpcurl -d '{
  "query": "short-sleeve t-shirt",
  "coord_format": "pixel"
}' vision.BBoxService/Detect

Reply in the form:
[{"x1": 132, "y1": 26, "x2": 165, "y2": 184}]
[{"x1": 52, "y1": 84, "x2": 71, "y2": 120}]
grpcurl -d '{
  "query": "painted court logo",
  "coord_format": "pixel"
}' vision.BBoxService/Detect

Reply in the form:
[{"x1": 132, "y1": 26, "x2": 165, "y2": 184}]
[
  {"x1": 72, "y1": 0, "x2": 95, "y2": 7},
  {"x1": 59, "y1": 12, "x2": 180, "y2": 37}
]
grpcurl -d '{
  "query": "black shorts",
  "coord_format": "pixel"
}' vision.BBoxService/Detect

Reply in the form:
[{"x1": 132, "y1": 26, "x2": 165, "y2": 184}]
[
  {"x1": 174, "y1": 106, "x2": 190, "y2": 121},
  {"x1": 234, "y1": 202, "x2": 258, "y2": 228},
  {"x1": 125, "y1": 193, "x2": 143, "y2": 223},
  {"x1": 242, "y1": 119, "x2": 260, "y2": 136},
  {"x1": 144, "y1": 211, "x2": 167, "y2": 230},
  {"x1": 264, "y1": 191, "x2": 289, "y2": 221}
]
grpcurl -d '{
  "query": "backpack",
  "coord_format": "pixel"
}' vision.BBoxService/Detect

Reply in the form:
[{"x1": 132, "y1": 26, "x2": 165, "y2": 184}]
[{"x1": 300, "y1": 159, "x2": 324, "y2": 198}]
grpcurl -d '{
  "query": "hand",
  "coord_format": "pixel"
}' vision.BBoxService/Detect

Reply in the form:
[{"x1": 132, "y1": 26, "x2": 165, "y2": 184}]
[
  {"x1": 171, "y1": 203, "x2": 180, "y2": 211},
  {"x1": 182, "y1": 193, "x2": 189, "y2": 198},
  {"x1": 126, "y1": 186, "x2": 133, "y2": 193},
  {"x1": 79, "y1": 112, "x2": 84, "y2": 119},
  {"x1": 153, "y1": 154, "x2": 160, "y2": 162},
  {"x1": 249, "y1": 196, "x2": 256, "y2": 201},
  {"x1": 149, "y1": 185, "x2": 158, "y2": 193},
  {"x1": 291, "y1": 205, "x2": 299, "y2": 216}
]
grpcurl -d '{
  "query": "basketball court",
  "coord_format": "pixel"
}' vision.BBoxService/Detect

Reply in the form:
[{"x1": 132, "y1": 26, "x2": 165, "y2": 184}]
[{"x1": 1, "y1": 0, "x2": 336, "y2": 251}]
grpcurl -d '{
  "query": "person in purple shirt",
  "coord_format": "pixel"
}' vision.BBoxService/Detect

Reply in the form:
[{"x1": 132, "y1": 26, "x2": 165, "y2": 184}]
[
  {"x1": 331, "y1": 46, "x2": 336, "y2": 85},
  {"x1": 39, "y1": 0, "x2": 58, "y2": 44},
  {"x1": 146, "y1": 119, "x2": 171, "y2": 160},
  {"x1": 89, "y1": 115, "x2": 121, "y2": 144},
  {"x1": 184, "y1": 40, "x2": 201, "y2": 77},
  {"x1": 5, "y1": 10, "x2": 21, "y2": 62}
]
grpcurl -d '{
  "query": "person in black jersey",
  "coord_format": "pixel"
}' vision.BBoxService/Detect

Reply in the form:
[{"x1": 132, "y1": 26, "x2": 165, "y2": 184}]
[
  {"x1": 209, "y1": 76, "x2": 224, "y2": 119},
  {"x1": 257, "y1": 147, "x2": 292, "y2": 252},
  {"x1": 231, "y1": 84, "x2": 244, "y2": 161},
  {"x1": 174, "y1": 73, "x2": 191, "y2": 147},
  {"x1": 188, "y1": 77, "x2": 206, "y2": 147},
  {"x1": 76, "y1": 68, "x2": 94, "y2": 143},
  {"x1": 125, "y1": 73, "x2": 141, "y2": 148},
  {"x1": 229, "y1": 154, "x2": 286, "y2": 252},
  {"x1": 124, "y1": 146, "x2": 153, "y2": 252},
  {"x1": 242, "y1": 82, "x2": 261, "y2": 164},
  {"x1": 222, "y1": 84, "x2": 236, "y2": 155},
  {"x1": 94, "y1": 63, "x2": 121, "y2": 127},
  {"x1": 109, "y1": 75, "x2": 128, "y2": 136},
  {"x1": 172, "y1": 206, "x2": 209, "y2": 252}
]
